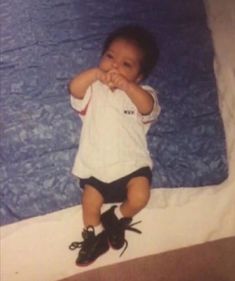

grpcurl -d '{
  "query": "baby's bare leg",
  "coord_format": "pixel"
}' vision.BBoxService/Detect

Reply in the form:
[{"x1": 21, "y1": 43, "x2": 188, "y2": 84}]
[
  {"x1": 82, "y1": 185, "x2": 104, "y2": 227},
  {"x1": 120, "y1": 176, "x2": 150, "y2": 218}
]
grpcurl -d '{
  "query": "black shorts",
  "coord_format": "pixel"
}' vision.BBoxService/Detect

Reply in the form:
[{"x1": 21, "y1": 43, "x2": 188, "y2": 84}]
[{"x1": 79, "y1": 167, "x2": 152, "y2": 203}]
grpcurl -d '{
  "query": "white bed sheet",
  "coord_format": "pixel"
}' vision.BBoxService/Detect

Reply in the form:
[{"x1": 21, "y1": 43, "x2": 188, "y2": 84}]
[{"x1": 1, "y1": 0, "x2": 235, "y2": 280}]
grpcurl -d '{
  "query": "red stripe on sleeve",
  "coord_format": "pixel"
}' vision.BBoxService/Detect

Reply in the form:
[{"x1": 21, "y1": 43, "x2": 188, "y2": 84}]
[{"x1": 78, "y1": 96, "x2": 91, "y2": 116}]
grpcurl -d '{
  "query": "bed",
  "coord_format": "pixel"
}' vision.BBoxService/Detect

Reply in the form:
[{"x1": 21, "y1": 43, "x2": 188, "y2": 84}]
[
  {"x1": 1, "y1": 0, "x2": 235, "y2": 280},
  {"x1": 0, "y1": 0, "x2": 228, "y2": 225}
]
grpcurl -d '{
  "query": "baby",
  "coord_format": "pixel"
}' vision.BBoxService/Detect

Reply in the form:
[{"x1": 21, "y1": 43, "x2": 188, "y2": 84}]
[{"x1": 69, "y1": 25, "x2": 161, "y2": 266}]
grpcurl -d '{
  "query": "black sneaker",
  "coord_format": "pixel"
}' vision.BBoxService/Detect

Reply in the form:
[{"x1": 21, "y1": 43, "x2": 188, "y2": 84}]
[
  {"x1": 101, "y1": 206, "x2": 142, "y2": 256},
  {"x1": 69, "y1": 226, "x2": 109, "y2": 266}
]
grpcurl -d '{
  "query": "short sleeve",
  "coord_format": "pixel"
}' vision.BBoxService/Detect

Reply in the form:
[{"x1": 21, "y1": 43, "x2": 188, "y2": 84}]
[
  {"x1": 141, "y1": 85, "x2": 161, "y2": 125},
  {"x1": 70, "y1": 85, "x2": 92, "y2": 115}
]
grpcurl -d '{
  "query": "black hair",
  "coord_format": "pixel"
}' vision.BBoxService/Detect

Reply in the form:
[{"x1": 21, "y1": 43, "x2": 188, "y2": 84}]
[{"x1": 102, "y1": 25, "x2": 159, "y2": 80}]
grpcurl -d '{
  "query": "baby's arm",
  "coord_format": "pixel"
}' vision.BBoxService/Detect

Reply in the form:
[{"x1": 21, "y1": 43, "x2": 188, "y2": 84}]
[
  {"x1": 69, "y1": 68, "x2": 98, "y2": 99},
  {"x1": 124, "y1": 82, "x2": 154, "y2": 115},
  {"x1": 69, "y1": 68, "x2": 108, "y2": 99},
  {"x1": 109, "y1": 71, "x2": 154, "y2": 115}
]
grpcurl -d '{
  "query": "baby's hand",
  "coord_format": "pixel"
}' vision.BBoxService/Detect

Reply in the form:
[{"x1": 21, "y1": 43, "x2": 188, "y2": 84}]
[
  {"x1": 96, "y1": 68, "x2": 108, "y2": 84},
  {"x1": 95, "y1": 69, "x2": 113, "y2": 88},
  {"x1": 96, "y1": 69, "x2": 115, "y2": 90},
  {"x1": 96, "y1": 69, "x2": 130, "y2": 91},
  {"x1": 108, "y1": 70, "x2": 129, "y2": 92}
]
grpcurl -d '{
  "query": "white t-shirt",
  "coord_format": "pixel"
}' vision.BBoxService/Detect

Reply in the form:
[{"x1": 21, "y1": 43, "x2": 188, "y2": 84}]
[{"x1": 70, "y1": 80, "x2": 161, "y2": 183}]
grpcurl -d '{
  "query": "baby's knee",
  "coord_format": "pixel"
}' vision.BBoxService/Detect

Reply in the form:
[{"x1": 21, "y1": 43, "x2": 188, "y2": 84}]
[{"x1": 128, "y1": 188, "x2": 150, "y2": 209}]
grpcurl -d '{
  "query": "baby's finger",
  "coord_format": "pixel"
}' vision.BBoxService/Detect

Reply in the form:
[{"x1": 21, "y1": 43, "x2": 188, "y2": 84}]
[
  {"x1": 108, "y1": 82, "x2": 114, "y2": 88},
  {"x1": 104, "y1": 71, "x2": 111, "y2": 82},
  {"x1": 108, "y1": 69, "x2": 119, "y2": 75},
  {"x1": 112, "y1": 73, "x2": 123, "y2": 84}
]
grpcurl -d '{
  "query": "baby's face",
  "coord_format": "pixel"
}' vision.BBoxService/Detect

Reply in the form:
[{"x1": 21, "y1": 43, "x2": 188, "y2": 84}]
[{"x1": 99, "y1": 38, "x2": 143, "y2": 83}]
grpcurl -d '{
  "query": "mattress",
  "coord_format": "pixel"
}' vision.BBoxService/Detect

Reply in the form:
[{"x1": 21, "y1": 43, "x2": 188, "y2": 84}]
[{"x1": 0, "y1": 0, "x2": 228, "y2": 226}]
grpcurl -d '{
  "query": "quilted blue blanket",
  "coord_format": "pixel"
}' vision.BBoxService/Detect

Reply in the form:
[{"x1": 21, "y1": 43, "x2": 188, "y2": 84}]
[{"x1": 0, "y1": 0, "x2": 227, "y2": 225}]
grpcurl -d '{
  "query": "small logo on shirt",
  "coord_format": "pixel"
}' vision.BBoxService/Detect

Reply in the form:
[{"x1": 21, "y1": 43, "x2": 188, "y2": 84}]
[{"x1": 124, "y1": 110, "x2": 135, "y2": 115}]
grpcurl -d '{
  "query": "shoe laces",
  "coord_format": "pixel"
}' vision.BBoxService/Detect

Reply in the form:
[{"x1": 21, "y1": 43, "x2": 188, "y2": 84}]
[
  {"x1": 69, "y1": 225, "x2": 95, "y2": 251},
  {"x1": 119, "y1": 220, "x2": 142, "y2": 257}
]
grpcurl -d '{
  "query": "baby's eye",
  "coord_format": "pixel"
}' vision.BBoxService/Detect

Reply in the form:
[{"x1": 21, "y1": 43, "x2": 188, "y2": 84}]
[
  {"x1": 106, "y1": 53, "x2": 113, "y2": 59},
  {"x1": 123, "y1": 62, "x2": 132, "y2": 68}
]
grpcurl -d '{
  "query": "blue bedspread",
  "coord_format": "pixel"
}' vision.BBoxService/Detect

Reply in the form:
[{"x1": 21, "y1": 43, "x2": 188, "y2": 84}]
[{"x1": 0, "y1": 0, "x2": 228, "y2": 225}]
